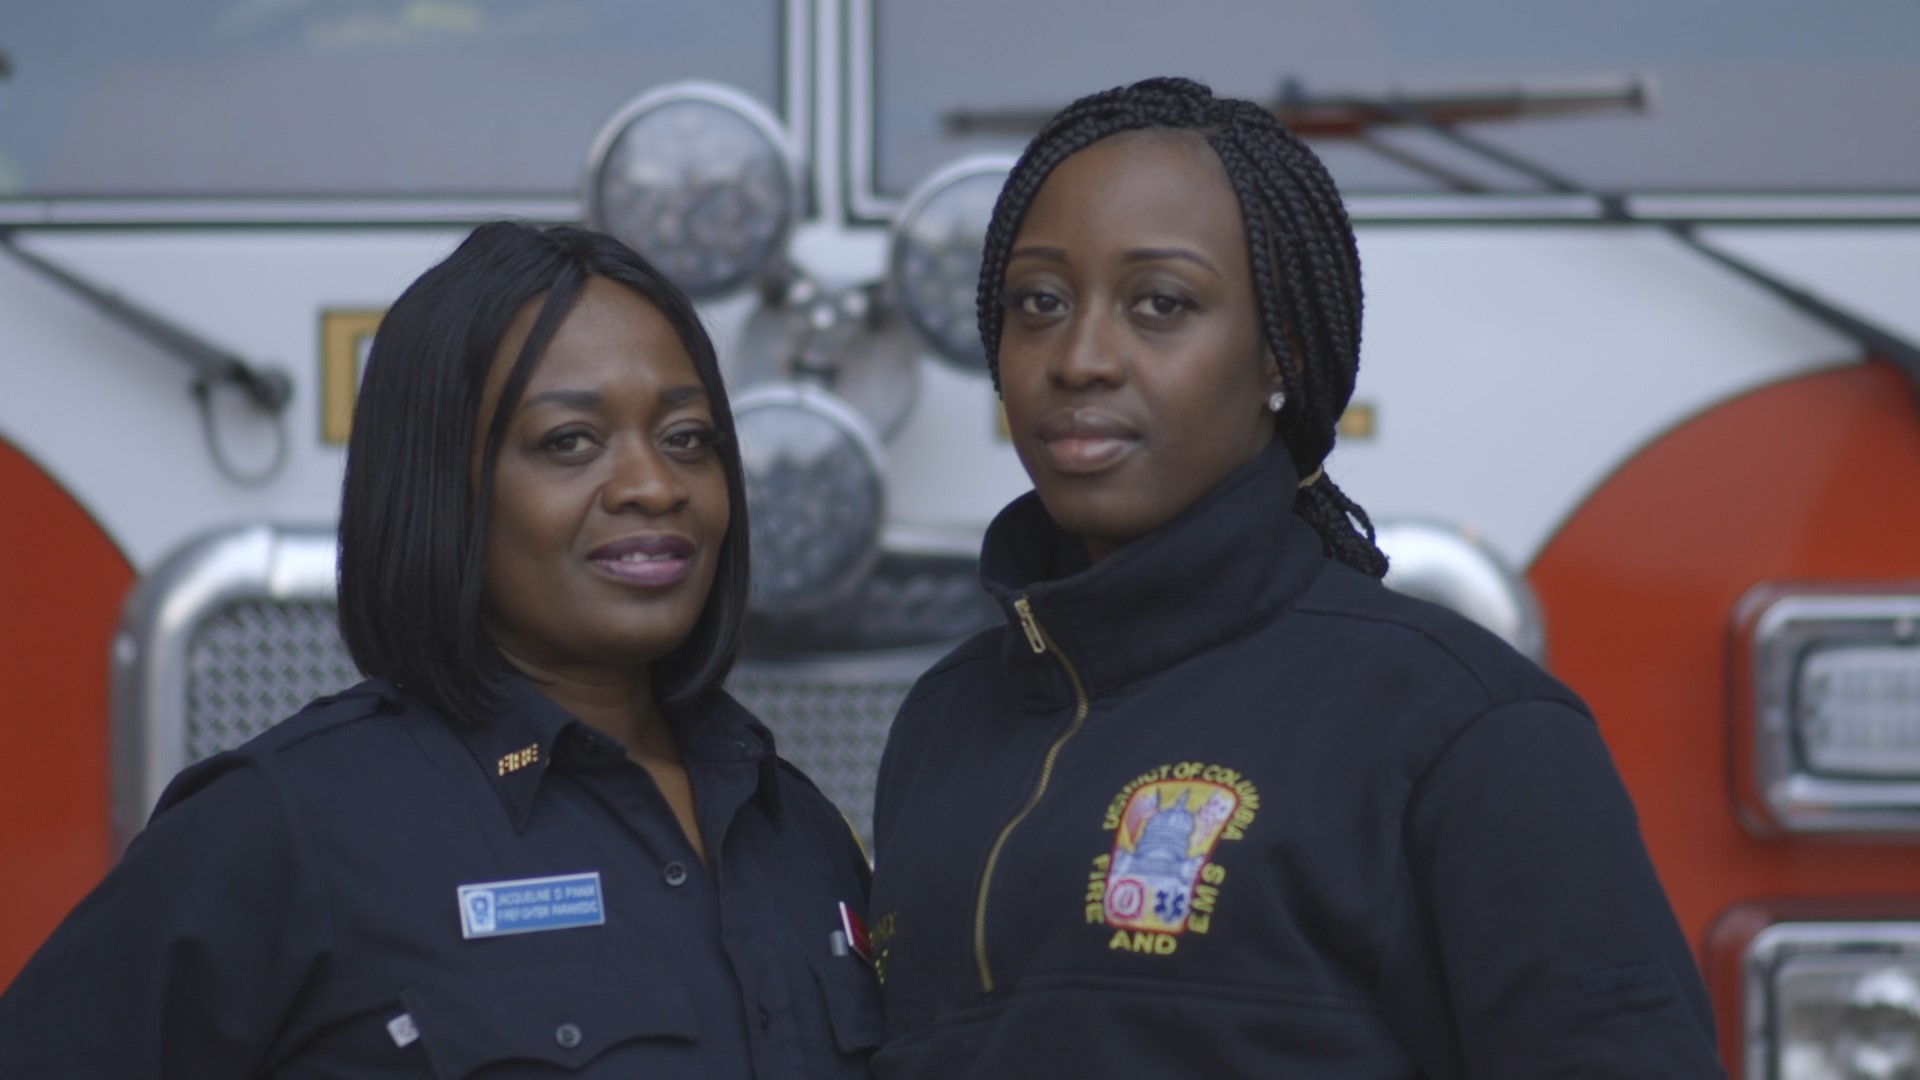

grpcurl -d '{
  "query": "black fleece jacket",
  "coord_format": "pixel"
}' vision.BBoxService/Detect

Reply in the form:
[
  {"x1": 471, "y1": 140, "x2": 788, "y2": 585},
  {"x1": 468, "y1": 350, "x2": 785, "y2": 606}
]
[{"x1": 867, "y1": 443, "x2": 1724, "y2": 1079}]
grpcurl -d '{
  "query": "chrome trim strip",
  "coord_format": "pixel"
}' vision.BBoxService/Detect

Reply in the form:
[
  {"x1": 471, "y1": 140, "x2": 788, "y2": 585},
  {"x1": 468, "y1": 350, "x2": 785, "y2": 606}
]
[
  {"x1": 1743, "y1": 921, "x2": 1920, "y2": 1080},
  {"x1": 1348, "y1": 193, "x2": 1920, "y2": 223},
  {"x1": 844, "y1": 0, "x2": 899, "y2": 221},
  {"x1": 1748, "y1": 592, "x2": 1920, "y2": 835},
  {"x1": 878, "y1": 522, "x2": 981, "y2": 559},
  {"x1": 110, "y1": 524, "x2": 338, "y2": 849},
  {"x1": 1345, "y1": 194, "x2": 1604, "y2": 221},
  {"x1": 1627, "y1": 194, "x2": 1920, "y2": 222},
  {"x1": 786, "y1": 0, "x2": 814, "y2": 206},
  {"x1": 16, "y1": 171, "x2": 1910, "y2": 232},
  {"x1": 0, "y1": 197, "x2": 579, "y2": 229},
  {"x1": 808, "y1": 0, "x2": 844, "y2": 228}
]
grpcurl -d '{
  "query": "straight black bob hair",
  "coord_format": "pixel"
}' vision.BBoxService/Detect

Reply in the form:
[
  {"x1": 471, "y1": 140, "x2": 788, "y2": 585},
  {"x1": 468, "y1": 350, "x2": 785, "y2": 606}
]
[{"x1": 337, "y1": 222, "x2": 750, "y2": 725}]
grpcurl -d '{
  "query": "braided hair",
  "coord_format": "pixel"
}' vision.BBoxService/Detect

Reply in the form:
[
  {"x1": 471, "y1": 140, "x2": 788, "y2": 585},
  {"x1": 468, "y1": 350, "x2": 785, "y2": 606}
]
[{"x1": 977, "y1": 76, "x2": 1387, "y2": 578}]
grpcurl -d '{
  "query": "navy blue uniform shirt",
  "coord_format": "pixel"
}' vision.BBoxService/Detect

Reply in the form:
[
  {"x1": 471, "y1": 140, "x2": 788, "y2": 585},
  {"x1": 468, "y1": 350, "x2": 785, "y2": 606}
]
[{"x1": 0, "y1": 676, "x2": 882, "y2": 1077}]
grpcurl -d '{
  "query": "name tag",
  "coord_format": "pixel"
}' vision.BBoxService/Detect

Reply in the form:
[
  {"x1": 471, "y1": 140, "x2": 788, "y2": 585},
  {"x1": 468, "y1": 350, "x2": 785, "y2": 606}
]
[{"x1": 457, "y1": 872, "x2": 605, "y2": 939}]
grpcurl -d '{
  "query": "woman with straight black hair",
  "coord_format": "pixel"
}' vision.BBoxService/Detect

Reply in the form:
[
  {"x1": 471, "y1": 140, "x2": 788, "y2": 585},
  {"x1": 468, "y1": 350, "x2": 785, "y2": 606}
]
[
  {"x1": 0, "y1": 222, "x2": 881, "y2": 1078},
  {"x1": 865, "y1": 78, "x2": 1725, "y2": 1078}
]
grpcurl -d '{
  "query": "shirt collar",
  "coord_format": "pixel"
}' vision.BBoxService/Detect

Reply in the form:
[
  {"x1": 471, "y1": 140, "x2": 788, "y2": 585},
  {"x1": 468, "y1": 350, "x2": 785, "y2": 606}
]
[
  {"x1": 674, "y1": 689, "x2": 787, "y2": 832},
  {"x1": 450, "y1": 675, "x2": 783, "y2": 833},
  {"x1": 979, "y1": 440, "x2": 1329, "y2": 700},
  {"x1": 447, "y1": 674, "x2": 580, "y2": 834}
]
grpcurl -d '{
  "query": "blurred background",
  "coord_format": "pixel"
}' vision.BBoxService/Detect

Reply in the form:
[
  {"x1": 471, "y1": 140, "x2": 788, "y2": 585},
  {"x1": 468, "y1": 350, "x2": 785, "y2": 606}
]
[{"x1": 3, "y1": 4, "x2": 1919, "y2": 1075}]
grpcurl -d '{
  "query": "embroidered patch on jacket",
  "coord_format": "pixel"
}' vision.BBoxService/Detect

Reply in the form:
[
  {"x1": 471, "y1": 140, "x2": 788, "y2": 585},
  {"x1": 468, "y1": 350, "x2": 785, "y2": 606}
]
[{"x1": 1086, "y1": 762, "x2": 1260, "y2": 956}]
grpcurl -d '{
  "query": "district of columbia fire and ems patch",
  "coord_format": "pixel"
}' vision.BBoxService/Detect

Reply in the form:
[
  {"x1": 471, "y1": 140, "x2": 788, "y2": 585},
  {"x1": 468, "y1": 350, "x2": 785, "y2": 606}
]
[{"x1": 1087, "y1": 762, "x2": 1260, "y2": 956}]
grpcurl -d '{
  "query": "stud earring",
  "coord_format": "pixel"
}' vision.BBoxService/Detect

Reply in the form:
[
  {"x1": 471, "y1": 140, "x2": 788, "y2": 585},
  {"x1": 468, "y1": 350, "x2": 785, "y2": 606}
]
[{"x1": 1267, "y1": 390, "x2": 1286, "y2": 413}]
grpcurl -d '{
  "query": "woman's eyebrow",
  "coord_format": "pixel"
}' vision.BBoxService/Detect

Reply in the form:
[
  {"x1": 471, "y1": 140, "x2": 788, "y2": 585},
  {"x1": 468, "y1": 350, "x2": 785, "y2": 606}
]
[
  {"x1": 517, "y1": 385, "x2": 708, "y2": 413},
  {"x1": 1122, "y1": 247, "x2": 1218, "y2": 274},
  {"x1": 519, "y1": 388, "x2": 601, "y2": 412},
  {"x1": 1007, "y1": 245, "x2": 1219, "y2": 275},
  {"x1": 659, "y1": 385, "x2": 708, "y2": 408}
]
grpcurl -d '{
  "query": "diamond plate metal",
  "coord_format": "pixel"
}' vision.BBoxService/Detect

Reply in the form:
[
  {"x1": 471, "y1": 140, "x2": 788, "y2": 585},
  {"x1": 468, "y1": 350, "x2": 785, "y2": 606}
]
[
  {"x1": 185, "y1": 600, "x2": 361, "y2": 763},
  {"x1": 728, "y1": 664, "x2": 929, "y2": 848}
]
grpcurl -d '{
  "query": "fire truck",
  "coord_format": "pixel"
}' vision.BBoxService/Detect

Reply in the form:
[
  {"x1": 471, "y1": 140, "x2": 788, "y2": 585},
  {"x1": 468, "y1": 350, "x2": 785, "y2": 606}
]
[{"x1": 3, "y1": 3, "x2": 1919, "y2": 1075}]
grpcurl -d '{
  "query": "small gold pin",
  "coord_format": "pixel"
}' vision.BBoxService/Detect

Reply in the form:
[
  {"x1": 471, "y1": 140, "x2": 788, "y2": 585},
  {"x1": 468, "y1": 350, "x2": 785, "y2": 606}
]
[{"x1": 497, "y1": 744, "x2": 540, "y2": 776}]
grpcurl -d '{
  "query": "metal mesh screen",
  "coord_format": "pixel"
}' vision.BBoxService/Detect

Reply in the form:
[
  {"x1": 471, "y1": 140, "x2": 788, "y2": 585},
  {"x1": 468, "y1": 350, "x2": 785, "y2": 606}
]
[
  {"x1": 179, "y1": 596, "x2": 937, "y2": 845},
  {"x1": 185, "y1": 600, "x2": 362, "y2": 763},
  {"x1": 728, "y1": 661, "x2": 935, "y2": 848}
]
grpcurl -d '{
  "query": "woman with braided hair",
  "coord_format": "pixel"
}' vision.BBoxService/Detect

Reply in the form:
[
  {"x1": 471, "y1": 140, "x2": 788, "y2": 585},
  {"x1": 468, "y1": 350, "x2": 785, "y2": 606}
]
[{"x1": 865, "y1": 77, "x2": 1723, "y2": 1078}]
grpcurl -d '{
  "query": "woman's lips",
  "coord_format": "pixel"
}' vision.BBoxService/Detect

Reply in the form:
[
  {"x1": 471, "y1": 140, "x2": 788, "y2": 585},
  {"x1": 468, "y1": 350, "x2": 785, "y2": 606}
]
[
  {"x1": 588, "y1": 534, "x2": 694, "y2": 588},
  {"x1": 1035, "y1": 409, "x2": 1139, "y2": 475}
]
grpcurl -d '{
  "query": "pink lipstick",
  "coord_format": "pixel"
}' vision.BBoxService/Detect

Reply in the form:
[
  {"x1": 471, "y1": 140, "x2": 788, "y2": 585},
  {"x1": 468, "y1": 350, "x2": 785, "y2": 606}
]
[{"x1": 587, "y1": 534, "x2": 695, "y2": 588}]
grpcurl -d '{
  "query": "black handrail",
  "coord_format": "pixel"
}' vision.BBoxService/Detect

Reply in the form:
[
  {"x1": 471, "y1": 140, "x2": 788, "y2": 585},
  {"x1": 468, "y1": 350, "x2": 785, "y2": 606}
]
[
  {"x1": 944, "y1": 79, "x2": 1650, "y2": 140},
  {"x1": 0, "y1": 228, "x2": 291, "y2": 412}
]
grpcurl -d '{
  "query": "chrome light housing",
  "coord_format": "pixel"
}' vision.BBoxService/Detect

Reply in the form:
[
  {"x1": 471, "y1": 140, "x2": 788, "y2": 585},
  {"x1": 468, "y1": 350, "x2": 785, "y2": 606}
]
[
  {"x1": 887, "y1": 155, "x2": 1014, "y2": 372},
  {"x1": 110, "y1": 525, "x2": 354, "y2": 849},
  {"x1": 1375, "y1": 519, "x2": 1546, "y2": 663},
  {"x1": 731, "y1": 276, "x2": 920, "y2": 438},
  {"x1": 584, "y1": 81, "x2": 801, "y2": 298},
  {"x1": 733, "y1": 385, "x2": 887, "y2": 616},
  {"x1": 1732, "y1": 917, "x2": 1920, "y2": 1080},
  {"x1": 1731, "y1": 584, "x2": 1920, "y2": 835}
]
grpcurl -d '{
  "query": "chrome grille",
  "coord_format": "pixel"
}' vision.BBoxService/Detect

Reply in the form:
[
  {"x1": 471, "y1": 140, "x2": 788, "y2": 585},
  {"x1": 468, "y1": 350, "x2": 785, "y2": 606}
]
[
  {"x1": 729, "y1": 656, "x2": 941, "y2": 847},
  {"x1": 185, "y1": 599, "x2": 360, "y2": 762}
]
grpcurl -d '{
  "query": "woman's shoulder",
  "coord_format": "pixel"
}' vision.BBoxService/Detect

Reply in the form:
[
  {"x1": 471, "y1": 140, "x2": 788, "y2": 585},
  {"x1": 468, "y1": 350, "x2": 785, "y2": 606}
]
[
  {"x1": 155, "y1": 678, "x2": 446, "y2": 820},
  {"x1": 769, "y1": 754, "x2": 867, "y2": 852},
  {"x1": 728, "y1": 733, "x2": 871, "y2": 876},
  {"x1": 236, "y1": 678, "x2": 419, "y2": 751},
  {"x1": 894, "y1": 628, "x2": 1005, "y2": 710},
  {"x1": 1284, "y1": 559, "x2": 1579, "y2": 714},
  {"x1": 700, "y1": 689, "x2": 864, "y2": 828}
]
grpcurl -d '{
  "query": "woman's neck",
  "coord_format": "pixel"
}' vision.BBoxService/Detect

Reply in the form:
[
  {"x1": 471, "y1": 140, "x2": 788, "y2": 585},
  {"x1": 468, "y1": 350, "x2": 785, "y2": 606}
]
[{"x1": 496, "y1": 648, "x2": 669, "y2": 758}]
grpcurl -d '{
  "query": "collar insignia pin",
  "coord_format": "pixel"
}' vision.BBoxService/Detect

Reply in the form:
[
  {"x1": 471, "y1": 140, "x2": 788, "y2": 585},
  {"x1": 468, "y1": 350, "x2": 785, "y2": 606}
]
[{"x1": 497, "y1": 743, "x2": 540, "y2": 776}]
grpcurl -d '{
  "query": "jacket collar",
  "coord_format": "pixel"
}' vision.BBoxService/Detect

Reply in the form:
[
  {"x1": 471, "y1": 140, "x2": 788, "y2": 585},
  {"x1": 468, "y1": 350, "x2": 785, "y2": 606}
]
[
  {"x1": 448, "y1": 674, "x2": 783, "y2": 833},
  {"x1": 980, "y1": 441, "x2": 1329, "y2": 701}
]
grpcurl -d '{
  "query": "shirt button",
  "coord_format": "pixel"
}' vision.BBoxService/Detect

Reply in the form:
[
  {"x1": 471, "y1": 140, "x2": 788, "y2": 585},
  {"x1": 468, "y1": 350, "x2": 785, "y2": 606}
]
[
  {"x1": 758, "y1": 1005, "x2": 771, "y2": 1031},
  {"x1": 555, "y1": 1022, "x2": 582, "y2": 1048},
  {"x1": 663, "y1": 861, "x2": 688, "y2": 887},
  {"x1": 577, "y1": 737, "x2": 603, "y2": 758}
]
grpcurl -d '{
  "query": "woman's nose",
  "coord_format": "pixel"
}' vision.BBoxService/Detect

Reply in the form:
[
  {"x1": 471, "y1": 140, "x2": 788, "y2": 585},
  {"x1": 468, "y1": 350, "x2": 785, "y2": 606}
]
[
  {"x1": 1050, "y1": 308, "x2": 1126, "y2": 389},
  {"x1": 600, "y1": 439, "x2": 688, "y2": 515}
]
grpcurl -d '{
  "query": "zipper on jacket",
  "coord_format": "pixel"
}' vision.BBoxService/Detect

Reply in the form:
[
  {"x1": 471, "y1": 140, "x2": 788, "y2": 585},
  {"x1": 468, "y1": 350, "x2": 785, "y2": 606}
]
[{"x1": 973, "y1": 596, "x2": 1092, "y2": 993}]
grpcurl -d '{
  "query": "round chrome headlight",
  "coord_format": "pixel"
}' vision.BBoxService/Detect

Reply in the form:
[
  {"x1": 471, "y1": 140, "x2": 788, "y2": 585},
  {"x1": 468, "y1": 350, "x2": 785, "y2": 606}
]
[
  {"x1": 887, "y1": 155, "x2": 1014, "y2": 372},
  {"x1": 733, "y1": 385, "x2": 887, "y2": 616},
  {"x1": 1375, "y1": 519, "x2": 1546, "y2": 663},
  {"x1": 584, "y1": 82, "x2": 801, "y2": 298}
]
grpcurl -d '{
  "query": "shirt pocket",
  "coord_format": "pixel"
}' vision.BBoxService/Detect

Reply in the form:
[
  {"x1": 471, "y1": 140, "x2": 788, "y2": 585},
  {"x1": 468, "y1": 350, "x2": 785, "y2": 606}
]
[
  {"x1": 401, "y1": 958, "x2": 698, "y2": 1077},
  {"x1": 810, "y1": 954, "x2": 885, "y2": 1055}
]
